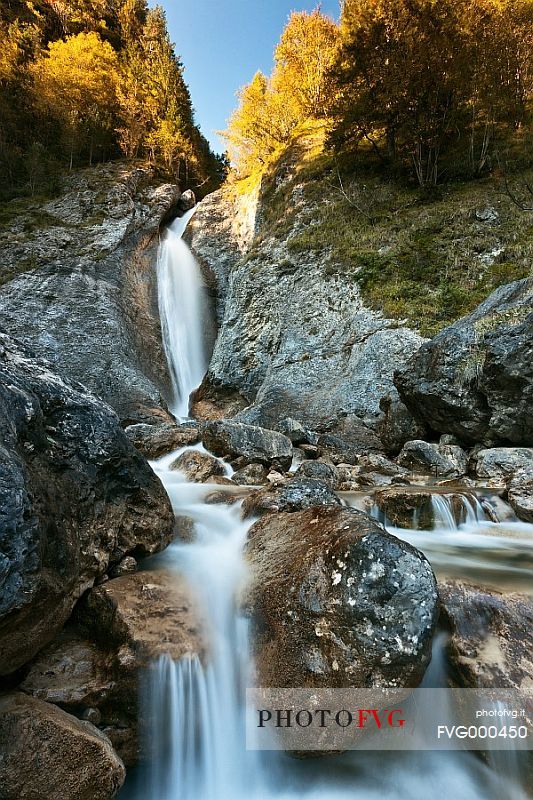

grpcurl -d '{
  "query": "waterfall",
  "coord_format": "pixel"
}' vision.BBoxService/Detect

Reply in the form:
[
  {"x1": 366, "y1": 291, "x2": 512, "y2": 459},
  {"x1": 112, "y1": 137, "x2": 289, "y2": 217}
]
[
  {"x1": 157, "y1": 209, "x2": 206, "y2": 419},
  {"x1": 123, "y1": 221, "x2": 532, "y2": 798},
  {"x1": 431, "y1": 493, "x2": 487, "y2": 530}
]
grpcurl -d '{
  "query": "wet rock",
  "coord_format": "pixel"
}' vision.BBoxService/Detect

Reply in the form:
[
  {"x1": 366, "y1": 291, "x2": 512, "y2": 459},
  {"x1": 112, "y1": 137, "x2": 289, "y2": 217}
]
[
  {"x1": 125, "y1": 422, "x2": 199, "y2": 458},
  {"x1": 0, "y1": 692, "x2": 125, "y2": 799},
  {"x1": 242, "y1": 478, "x2": 341, "y2": 519},
  {"x1": 78, "y1": 570, "x2": 205, "y2": 663},
  {"x1": 0, "y1": 164, "x2": 183, "y2": 424},
  {"x1": 71, "y1": 570, "x2": 204, "y2": 762},
  {"x1": 169, "y1": 448, "x2": 225, "y2": 482},
  {"x1": 245, "y1": 507, "x2": 438, "y2": 689},
  {"x1": 508, "y1": 471, "x2": 533, "y2": 523},
  {"x1": 295, "y1": 460, "x2": 338, "y2": 488},
  {"x1": 374, "y1": 487, "x2": 434, "y2": 529},
  {"x1": 335, "y1": 463, "x2": 363, "y2": 491},
  {"x1": 233, "y1": 463, "x2": 268, "y2": 486},
  {"x1": 395, "y1": 278, "x2": 533, "y2": 445},
  {"x1": 299, "y1": 443, "x2": 319, "y2": 459},
  {"x1": 397, "y1": 440, "x2": 467, "y2": 478},
  {"x1": 373, "y1": 487, "x2": 481, "y2": 529},
  {"x1": 204, "y1": 489, "x2": 243, "y2": 506},
  {"x1": 473, "y1": 447, "x2": 533, "y2": 483},
  {"x1": 21, "y1": 632, "x2": 115, "y2": 709},
  {"x1": 0, "y1": 333, "x2": 174, "y2": 676},
  {"x1": 201, "y1": 420, "x2": 293, "y2": 471},
  {"x1": 439, "y1": 581, "x2": 533, "y2": 689}
]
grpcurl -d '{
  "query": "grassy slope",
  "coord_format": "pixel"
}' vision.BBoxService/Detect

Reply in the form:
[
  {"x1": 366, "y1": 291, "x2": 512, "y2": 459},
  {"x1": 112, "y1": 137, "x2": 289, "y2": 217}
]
[{"x1": 238, "y1": 123, "x2": 533, "y2": 337}]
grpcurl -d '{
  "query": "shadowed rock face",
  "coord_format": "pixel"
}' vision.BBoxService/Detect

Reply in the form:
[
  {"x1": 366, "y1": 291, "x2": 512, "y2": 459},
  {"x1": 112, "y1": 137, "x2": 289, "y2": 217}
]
[
  {"x1": 245, "y1": 506, "x2": 438, "y2": 690},
  {"x1": 0, "y1": 692, "x2": 125, "y2": 800},
  {"x1": 0, "y1": 164, "x2": 182, "y2": 424},
  {"x1": 0, "y1": 333, "x2": 174, "y2": 675},
  {"x1": 395, "y1": 278, "x2": 533, "y2": 446}
]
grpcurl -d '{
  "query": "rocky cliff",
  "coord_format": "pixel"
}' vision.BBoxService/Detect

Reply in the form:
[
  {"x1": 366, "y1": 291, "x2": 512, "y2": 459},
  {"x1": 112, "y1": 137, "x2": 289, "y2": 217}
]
[
  {"x1": 188, "y1": 182, "x2": 425, "y2": 453},
  {"x1": 0, "y1": 163, "x2": 183, "y2": 424}
]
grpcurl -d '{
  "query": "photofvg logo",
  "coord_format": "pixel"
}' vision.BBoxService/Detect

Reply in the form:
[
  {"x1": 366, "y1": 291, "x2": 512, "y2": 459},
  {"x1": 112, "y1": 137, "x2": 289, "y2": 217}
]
[
  {"x1": 246, "y1": 688, "x2": 532, "y2": 751},
  {"x1": 257, "y1": 707, "x2": 406, "y2": 730}
]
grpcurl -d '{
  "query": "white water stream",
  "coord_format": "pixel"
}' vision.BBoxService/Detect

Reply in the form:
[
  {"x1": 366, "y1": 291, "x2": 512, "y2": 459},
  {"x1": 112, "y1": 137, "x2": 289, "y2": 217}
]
[
  {"x1": 157, "y1": 209, "x2": 207, "y2": 418},
  {"x1": 123, "y1": 214, "x2": 531, "y2": 799}
]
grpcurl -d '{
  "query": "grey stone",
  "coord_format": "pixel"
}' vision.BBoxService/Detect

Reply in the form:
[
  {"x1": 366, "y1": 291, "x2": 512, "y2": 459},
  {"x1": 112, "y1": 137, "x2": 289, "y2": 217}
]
[
  {"x1": 125, "y1": 422, "x2": 199, "y2": 459},
  {"x1": 397, "y1": 440, "x2": 467, "y2": 477},
  {"x1": 201, "y1": 419, "x2": 293, "y2": 471},
  {"x1": 508, "y1": 470, "x2": 533, "y2": 523},
  {"x1": 188, "y1": 188, "x2": 425, "y2": 450},
  {"x1": 395, "y1": 279, "x2": 533, "y2": 445},
  {"x1": 473, "y1": 447, "x2": 533, "y2": 482},
  {"x1": 0, "y1": 333, "x2": 174, "y2": 675},
  {"x1": 242, "y1": 477, "x2": 341, "y2": 519},
  {"x1": 439, "y1": 580, "x2": 533, "y2": 690}
]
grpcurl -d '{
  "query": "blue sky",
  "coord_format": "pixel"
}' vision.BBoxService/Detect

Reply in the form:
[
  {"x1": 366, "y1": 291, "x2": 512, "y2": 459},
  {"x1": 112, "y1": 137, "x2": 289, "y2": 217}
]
[{"x1": 153, "y1": 1, "x2": 341, "y2": 153}]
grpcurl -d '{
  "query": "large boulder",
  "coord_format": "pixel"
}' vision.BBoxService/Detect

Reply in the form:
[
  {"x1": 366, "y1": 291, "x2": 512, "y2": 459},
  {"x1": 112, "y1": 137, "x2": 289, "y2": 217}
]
[
  {"x1": 0, "y1": 333, "x2": 174, "y2": 675},
  {"x1": 245, "y1": 507, "x2": 438, "y2": 689},
  {"x1": 125, "y1": 422, "x2": 199, "y2": 459},
  {"x1": 188, "y1": 189, "x2": 425, "y2": 449},
  {"x1": 439, "y1": 580, "x2": 533, "y2": 689},
  {"x1": 22, "y1": 569, "x2": 205, "y2": 764},
  {"x1": 473, "y1": 447, "x2": 533, "y2": 483},
  {"x1": 0, "y1": 163, "x2": 184, "y2": 424},
  {"x1": 201, "y1": 420, "x2": 293, "y2": 471},
  {"x1": 0, "y1": 692, "x2": 125, "y2": 799},
  {"x1": 397, "y1": 440, "x2": 467, "y2": 478},
  {"x1": 395, "y1": 278, "x2": 533, "y2": 445}
]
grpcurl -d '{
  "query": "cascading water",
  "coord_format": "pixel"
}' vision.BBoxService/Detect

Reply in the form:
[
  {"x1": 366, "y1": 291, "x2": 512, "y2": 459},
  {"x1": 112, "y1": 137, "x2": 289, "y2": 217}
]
[
  {"x1": 157, "y1": 209, "x2": 206, "y2": 419},
  {"x1": 124, "y1": 212, "x2": 532, "y2": 799}
]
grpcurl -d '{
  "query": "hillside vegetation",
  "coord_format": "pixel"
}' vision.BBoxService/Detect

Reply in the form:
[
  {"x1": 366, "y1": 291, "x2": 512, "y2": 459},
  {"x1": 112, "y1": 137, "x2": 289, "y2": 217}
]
[
  {"x1": 0, "y1": 1, "x2": 225, "y2": 200},
  {"x1": 223, "y1": 1, "x2": 533, "y2": 336}
]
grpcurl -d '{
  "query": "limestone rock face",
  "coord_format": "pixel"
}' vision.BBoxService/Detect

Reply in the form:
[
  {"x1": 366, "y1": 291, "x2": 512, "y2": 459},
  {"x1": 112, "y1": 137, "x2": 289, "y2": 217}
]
[
  {"x1": 188, "y1": 188, "x2": 424, "y2": 450},
  {"x1": 201, "y1": 419, "x2": 293, "y2": 471},
  {"x1": 439, "y1": 581, "x2": 533, "y2": 689},
  {"x1": 245, "y1": 507, "x2": 438, "y2": 689},
  {"x1": 0, "y1": 163, "x2": 183, "y2": 423},
  {"x1": 0, "y1": 692, "x2": 125, "y2": 800},
  {"x1": 0, "y1": 333, "x2": 174, "y2": 675},
  {"x1": 395, "y1": 279, "x2": 533, "y2": 445}
]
